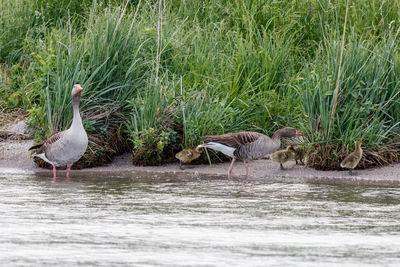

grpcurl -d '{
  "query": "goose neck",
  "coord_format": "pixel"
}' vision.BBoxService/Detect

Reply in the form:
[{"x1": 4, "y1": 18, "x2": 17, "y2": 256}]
[
  {"x1": 71, "y1": 96, "x2": 83, "y2": 129},
  {"x1": 272, "y1": 131, "x2": 281, "y2": 140}
]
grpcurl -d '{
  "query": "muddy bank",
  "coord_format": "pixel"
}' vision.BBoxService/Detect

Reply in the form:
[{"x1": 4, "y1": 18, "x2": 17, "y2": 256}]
[{"x1": 1, "y1": 139, "x2": 399, "y2": 187}]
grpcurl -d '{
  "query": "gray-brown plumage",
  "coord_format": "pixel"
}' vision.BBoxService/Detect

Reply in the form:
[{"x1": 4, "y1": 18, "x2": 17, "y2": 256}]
[
  {"x1": 293, "y1": 145, "x2": 305, "y2": 165},
  {"x1": 340, "y1": 140, "x2": 363, "y2": 175},
  {"x1": 198, "y1": 127, "x2": 302, "y2": 178},
  {"x1": 29, "y1": 84, "x2": 88, "y2": 180},
  {"x1": 175, "y1": 146, "x2": 203, "y2": 170},
  {"x1": 29, "y1": 132, "x2": 63, "y2": 154},
  {"x1": 271, "y1": 145, "x2": 296, "y2": 170}
]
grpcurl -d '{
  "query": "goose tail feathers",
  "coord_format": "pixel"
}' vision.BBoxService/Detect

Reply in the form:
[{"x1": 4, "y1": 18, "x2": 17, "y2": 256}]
[{"x1": 198, "y1": 142, "x2": 235, "y2": 158}]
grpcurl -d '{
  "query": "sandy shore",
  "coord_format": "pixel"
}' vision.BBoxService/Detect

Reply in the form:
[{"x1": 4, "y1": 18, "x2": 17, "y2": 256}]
[{"x1": 1, "y1": 139, "x2": 400, "y2": 187}]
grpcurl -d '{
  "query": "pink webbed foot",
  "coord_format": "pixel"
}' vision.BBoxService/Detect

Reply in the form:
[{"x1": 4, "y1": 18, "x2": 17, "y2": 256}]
[
  {"x1": 66, "y1": 166, "x2": 71, "y2": 179},
  {"x1": 52, "y1": 166, "x2": 57, "y2": 181},
  {"x1": 244, "y1": 161, "x2": 250, "y2": 179},
  {"x1": 227, "y1": 157, "x2": 237, "y2": 180},
  {"x1": 227, "y1": 171, "x2": 236, "y2": 180}
]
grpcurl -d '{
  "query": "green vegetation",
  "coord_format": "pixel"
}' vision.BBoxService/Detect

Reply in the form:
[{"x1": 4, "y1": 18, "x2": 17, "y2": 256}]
[
  {"x1": 299, "y1": 31, "x2": 400, "y2": 169},
  {"x1": 1, "y1": 0, "x2": 399, "y2": 169}
]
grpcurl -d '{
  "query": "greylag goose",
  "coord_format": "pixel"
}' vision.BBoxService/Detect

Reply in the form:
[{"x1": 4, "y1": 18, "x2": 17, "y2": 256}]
[
  {"x1": 340, "y1": 140, "x2": 363, "y2": 175},
  {"x1": 271, "y1": 145, "x2": 296, "y2": 170},
  {"x1": 29, "y1": 84, "x2": 88, "y2": 180},
  {"x1": 198, "y1": 127, "x2": 302, "y2": 179},
  {"x1": 175, "y1": 146, "x2": 204, "y2": 170}
]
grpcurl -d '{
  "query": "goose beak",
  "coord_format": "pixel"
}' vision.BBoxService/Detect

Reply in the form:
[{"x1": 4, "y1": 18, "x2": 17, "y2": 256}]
[
  {"x1": 296, "y1": 130, "x2": 302, "y2": 136},
  {"x1": 75, "y1": 84, "x2": 83, "y2": 93}
]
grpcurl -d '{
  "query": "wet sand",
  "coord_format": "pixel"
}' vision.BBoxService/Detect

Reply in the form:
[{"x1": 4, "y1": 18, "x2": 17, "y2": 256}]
[{"x1": 1, "y1": 139, "x2": 400, "y2": 187}]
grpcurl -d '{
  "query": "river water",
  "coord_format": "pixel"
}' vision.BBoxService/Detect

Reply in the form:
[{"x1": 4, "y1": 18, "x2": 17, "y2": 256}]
[{"x1": 0, "y1": 173, "x2": 399, "y2": 266}]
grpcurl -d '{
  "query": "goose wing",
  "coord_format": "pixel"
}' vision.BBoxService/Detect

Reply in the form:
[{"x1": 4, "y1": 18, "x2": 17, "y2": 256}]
[
  {"x1": 204, "y1": 131, "x2": 264, "y2": 148},
  {"x1": 29, "y1": 131, "x2": 66, "y2": 154}
]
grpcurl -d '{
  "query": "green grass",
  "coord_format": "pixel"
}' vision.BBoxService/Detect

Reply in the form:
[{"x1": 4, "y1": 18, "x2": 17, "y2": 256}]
[
  {"x1": 25, "y1": 4, "x2": 153, "y2": 166},
  {"x1": 298, "y1": 30, "x2": 400, "y2": 169}
]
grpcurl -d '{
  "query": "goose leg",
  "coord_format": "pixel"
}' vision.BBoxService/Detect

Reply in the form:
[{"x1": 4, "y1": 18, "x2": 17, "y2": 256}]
[
  {"x1": 227, "y1": 157, "x2": 236, "y2": 179},
  {"x1": 295, "y1": 160, "x2": 298, "y2": 165},
  {"x1": 179, "y1": 161, "x2": 185, "y2": 170},
  {"x1": 52, "y1": 166, "x2": 57, "y2": 181},
  {"x1": 244, "y1": 161, "x2": 249, "y2": 179},
  {"x1": 66, "y1": 166, "x2": 71, "y2": 179},
  {"x1": 280, "y1": 163, "x2": 285, "y2": 170}
]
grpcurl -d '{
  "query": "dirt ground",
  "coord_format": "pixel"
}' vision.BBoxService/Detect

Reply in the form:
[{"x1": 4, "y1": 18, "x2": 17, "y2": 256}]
[{"x1": 1, "y1": 138, "x2": 400, "y2": 187}]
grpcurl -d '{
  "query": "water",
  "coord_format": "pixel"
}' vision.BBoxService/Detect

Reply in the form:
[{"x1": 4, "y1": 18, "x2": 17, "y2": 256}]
[{"x1": 0, "y1": 174, "x2": 400, "y2": 266}]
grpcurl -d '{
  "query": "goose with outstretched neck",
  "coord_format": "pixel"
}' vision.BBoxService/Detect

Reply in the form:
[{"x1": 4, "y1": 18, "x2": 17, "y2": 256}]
[
  {"x1": 29, "y1": 84, "x2": 88, "y2": 180},
  {"x1": 198, "y1": 127, "x2": 302, "y2": 179}
]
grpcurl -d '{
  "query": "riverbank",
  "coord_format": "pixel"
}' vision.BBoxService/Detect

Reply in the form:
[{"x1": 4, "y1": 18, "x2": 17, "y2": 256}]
[{"x1": 1, "y1": 138, "x2": 400, "y2": 187}]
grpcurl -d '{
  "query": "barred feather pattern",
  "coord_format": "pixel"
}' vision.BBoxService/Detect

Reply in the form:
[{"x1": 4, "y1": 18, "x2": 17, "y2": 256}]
[
  {"x1": 234, "y1": 137, "x2": 280, "y2": 160},
  {"x1": 203, "y1": 132, "x2": 264, "y2": 149},
  {"x1": 201, "y1": 128, "x2": 299, "y2": 161},
  {"x1": 32, "y1": 131, "x2": 65, "y2": 155},
  {"x1": 203, "y1": 131, "x2": 280, "y2": 160}
]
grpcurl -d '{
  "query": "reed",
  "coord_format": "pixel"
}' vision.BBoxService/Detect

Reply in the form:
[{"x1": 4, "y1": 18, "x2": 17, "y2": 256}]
[
  {"x1": 27, "y1": 4, "x2": 152, "y2": 165},
  {"x1": 298, "y1": 30, "x2": 400, "y2": 169}
]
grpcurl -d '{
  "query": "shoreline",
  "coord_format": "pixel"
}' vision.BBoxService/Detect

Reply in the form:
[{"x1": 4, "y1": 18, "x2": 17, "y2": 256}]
[{"x1": 1, "y1": 139, "x2": 400, "y2": 187}]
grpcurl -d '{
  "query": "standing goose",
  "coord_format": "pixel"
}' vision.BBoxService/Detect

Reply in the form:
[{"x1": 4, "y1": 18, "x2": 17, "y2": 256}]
[
  {"x1": 198, "y1": 127, "x2": 302, "y2": 179},
  {"x1": 340, "y1": 140, "x2": 363, "y2": 175},
  {"x1": 29, "y1": 84, "x2": 88, "y2": 180}
]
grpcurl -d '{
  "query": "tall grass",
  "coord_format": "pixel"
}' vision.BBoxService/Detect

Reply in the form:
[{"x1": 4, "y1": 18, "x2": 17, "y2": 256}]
[
  {"x1": 179, "y1": 90, "x2": 249, "y2": 149},
  {"x1": 125, "y1": 77, "x2": 178, "y2": 165},
  {"x1": 298, "y1": 30, "x2": 400, "y2": 169},
  {"x1": 158, "y1": 5, "x2": 301, "y2": 135},
  {"x1": 27, "y1": 4, "x2": 152, "y2": 166},
  {"x1": 0, "y1": 0, "x2": 40, "y2": 63}
]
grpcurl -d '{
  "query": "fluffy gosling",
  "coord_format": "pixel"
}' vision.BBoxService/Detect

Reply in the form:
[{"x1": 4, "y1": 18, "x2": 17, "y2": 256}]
[
  {"x1": 293, "y1": 145, "x2": 305, "y2": 165},
  {"x1": 340, "y1": 140, "x2": 363, "y2": 176},
  {"x1": 271, "y1": 145, "x2": 296, "y2": 170},
  {"x1": 175, "y1": 146, "x2": 204, "y2": 170}
]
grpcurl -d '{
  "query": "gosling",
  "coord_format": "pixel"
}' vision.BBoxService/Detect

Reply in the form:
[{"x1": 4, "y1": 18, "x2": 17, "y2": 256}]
[
  {"x1": 271, "y1": 145, "x2": 296, "y2": 170},
  {"x1": 340, "y1": 140, "x2": 363, "y2": 176},
  {"x1": 175, "y1": 146, "x2": 204, "y2": 170},
  {"x1": 293, "y1": 145, "x2": 305, "y2": 165}
]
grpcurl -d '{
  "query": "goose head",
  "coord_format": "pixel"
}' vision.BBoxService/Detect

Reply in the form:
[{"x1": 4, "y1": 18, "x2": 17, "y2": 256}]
[
  {"x1": 273, "y1": 127, "x2": 302, "y2": 139},
  {"x1": 194, "y1": 145, "x2": 204, "y2": 153},
  {"x1": 72, "y1": 84, "x2": 83, "y2": 103},
  {"x1": 354, "y1": 140, "x2": 362, "y2": 150}
]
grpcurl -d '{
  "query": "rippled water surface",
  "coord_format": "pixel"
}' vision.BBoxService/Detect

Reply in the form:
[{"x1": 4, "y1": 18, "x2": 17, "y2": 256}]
[{"x1": 1, "y1": 174, "x2": 400, "y2": 266}]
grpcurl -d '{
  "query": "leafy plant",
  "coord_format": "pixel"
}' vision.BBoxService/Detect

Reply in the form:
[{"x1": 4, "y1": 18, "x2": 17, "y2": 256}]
[{"x1": 126, "y1": 80, "x2": 178, "y2": 165}]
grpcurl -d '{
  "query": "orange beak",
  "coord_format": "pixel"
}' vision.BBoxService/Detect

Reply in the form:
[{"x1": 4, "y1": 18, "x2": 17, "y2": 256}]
[
  {"x1": 296, "y1": 130, "x2": 302, "y2": 136},
  {"x1": 75, "y1": 84, "x2": 83, "y2": 93}
]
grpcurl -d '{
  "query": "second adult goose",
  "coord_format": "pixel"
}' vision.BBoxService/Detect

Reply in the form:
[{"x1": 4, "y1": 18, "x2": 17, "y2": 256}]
[
  {"x1": 29, "y1": 84, "x2": 88, "y2": 180},
  {"x1": 198, "y1": 127, "x2": 302, "y2": 179}
]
